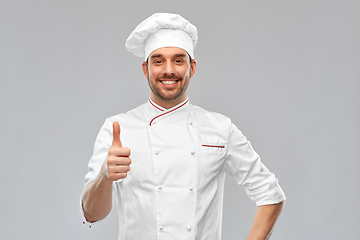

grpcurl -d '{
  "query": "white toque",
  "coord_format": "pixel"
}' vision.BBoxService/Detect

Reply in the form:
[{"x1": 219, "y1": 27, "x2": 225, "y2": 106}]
[{"x1": 125, "y1": 13, "x2": 198, "y2": 60}]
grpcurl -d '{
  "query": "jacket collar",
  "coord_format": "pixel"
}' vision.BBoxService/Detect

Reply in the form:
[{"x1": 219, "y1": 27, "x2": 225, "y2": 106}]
[{"x1": 147, "y1": 97, "x2": 189, "y2": 126}]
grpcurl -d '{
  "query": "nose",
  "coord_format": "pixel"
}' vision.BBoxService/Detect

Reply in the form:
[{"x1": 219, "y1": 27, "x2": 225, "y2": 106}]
[{"x1": 163, "y1": 61, "x2": 175, "y2": 76}]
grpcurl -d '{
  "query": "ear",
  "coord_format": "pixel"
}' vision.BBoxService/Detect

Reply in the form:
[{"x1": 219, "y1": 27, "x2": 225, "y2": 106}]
[
  {"x1": 190, "y1": 59, "x2": 197, "y2": 78},
  {"x1": 141, "y1": 61, "x2": 148, "y2": 79}
]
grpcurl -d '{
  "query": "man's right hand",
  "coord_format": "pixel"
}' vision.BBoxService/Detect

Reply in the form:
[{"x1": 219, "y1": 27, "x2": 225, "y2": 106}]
[{"x1": 101, "y1": 121, "x2": 131, "y2": 181}]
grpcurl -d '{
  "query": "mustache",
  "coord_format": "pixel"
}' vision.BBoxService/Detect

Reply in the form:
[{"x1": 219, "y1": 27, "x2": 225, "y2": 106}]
[{"x1": 156, "y1": 74, "x2": 182, "y2": 80}]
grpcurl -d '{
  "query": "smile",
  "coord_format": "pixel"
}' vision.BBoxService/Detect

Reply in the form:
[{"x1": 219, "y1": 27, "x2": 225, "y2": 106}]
[{"x1": 161, "y1": 80, "x2": 178, "y2": 85}]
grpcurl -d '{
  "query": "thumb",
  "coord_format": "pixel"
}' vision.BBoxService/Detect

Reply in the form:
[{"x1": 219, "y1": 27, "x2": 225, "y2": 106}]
[{"x1": 112, "y1": 121, "x2": 122, "y2": 147}]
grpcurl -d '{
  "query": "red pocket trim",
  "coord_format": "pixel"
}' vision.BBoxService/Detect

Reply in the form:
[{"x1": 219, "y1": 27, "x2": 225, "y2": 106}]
[{"x1": 202, "y1": 145, "x2": 225, "y2": 148}]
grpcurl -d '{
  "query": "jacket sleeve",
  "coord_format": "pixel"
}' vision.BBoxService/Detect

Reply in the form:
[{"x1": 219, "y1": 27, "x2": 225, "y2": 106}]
[
  {"x1": 225, "y1": 123, "x2": 286, "y2": 206},
  {"x1": 84, "y1": 118, "x2": 113, "y2": 187},
  {"x1": 80, "y1": 117, "x2": 115, "y2": 227}
]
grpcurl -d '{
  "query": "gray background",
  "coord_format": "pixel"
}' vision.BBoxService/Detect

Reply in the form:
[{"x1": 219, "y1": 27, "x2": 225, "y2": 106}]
[{"x1": 1, "y1": 0, "x2": 359, "y2": 239}]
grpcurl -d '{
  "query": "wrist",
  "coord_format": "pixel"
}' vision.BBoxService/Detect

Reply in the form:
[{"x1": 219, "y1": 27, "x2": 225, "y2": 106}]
[{"x1": 96, "y1": 169, "x2": 114, "y2": 187}]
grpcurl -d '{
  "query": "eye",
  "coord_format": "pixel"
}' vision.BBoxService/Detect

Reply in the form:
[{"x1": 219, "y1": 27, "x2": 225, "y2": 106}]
[
  {"x1": 154, "y1": 60, "x2": 162, "y2": 64},
  {"x1": 175, "y1": 59, "x2": 184, "y2": 63}
]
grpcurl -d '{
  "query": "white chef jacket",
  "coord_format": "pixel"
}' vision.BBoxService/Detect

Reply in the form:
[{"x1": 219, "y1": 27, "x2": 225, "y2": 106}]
[{"x1": 81, "y1": 98, "x2": 286, "y2": 240}]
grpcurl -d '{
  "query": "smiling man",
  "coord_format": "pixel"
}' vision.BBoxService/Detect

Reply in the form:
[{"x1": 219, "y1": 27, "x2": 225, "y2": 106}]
[
  {"x1": 143, "y1": 47, "x2": 195, "y2": 109},
  {"x1": 81, "y1": 13, "x2": 286, "y2": 240}
]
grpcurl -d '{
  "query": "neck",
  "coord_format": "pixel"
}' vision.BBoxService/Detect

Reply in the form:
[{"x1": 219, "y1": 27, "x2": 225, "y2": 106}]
[{"x1": 150, "y1": 95, "x2": 188, "y2": 109}]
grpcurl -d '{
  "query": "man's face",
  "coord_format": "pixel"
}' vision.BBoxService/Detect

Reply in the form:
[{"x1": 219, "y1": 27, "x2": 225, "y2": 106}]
[{"x1": 142, "y1": 47, "x2": 196, "y2": 108}]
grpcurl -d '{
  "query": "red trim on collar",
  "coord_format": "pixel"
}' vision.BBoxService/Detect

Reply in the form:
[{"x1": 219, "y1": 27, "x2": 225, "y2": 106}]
[
  {"x1": 149, "y1": 99, "x2": 189, "y2": 126},
  {"x1": 149, "y1": 99, "x2": 164, "y2": 111}
]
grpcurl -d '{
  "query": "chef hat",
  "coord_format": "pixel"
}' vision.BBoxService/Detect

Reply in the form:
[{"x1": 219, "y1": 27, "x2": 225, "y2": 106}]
[{"x1": 125, "y1": 13, "x2": 198, "y2": 60}]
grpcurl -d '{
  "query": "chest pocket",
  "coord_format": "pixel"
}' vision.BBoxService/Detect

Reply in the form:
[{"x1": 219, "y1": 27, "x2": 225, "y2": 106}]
[
  {"x1": 197, "y1": 140, "x2": 228, "y2": 185},
  {"x1": 201, "y1": 143, "x2": 226, "y2": 151}
]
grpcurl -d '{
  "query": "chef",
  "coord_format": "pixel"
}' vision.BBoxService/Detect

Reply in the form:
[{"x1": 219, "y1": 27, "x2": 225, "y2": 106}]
[{"x1": 81, "y1": 13, "x2": 286, "y2": 240}]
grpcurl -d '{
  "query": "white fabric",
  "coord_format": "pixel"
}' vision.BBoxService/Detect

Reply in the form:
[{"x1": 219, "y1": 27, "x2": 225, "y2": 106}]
[
  {"x1": 81, "y1": 98, "x2": 286, "y2": 239},
  {"x1": 144, "y1": 29, "x2": 194, "y2": 61},
  {"x1": 125, "y1": 13, "x2": 198, "y2": 60}
]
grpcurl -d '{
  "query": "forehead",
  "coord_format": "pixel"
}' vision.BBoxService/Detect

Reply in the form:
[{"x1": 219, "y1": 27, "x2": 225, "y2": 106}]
[{"x1": 148, "y1": 47, "x2": 189, "y2": 59}]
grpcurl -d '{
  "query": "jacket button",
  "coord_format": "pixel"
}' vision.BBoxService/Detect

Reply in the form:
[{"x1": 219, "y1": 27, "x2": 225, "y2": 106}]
[
  {"x1": 189, "y1": 187, "x2": 193, "y2": 191},
  {"x1": 160, "y1": 225, "x2": 164, "y2": 230},
  {"x1": 191, "y1": 151, "x2": 195, "y2": 155},
  {"x1": 158, "y1": 186, "x2": 163, "y2": 190},
  {"x1": 155, "y1": 151, "x2": 159, "y2": 155},
  {"x1": 187, "y1": 226, "x2": 191, "y2": 231}
]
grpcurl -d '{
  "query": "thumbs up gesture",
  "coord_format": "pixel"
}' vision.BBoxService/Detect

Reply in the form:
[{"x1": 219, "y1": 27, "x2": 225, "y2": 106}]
[{"x1": 101, "y1": 121, "x2": 131, "y2": 181}]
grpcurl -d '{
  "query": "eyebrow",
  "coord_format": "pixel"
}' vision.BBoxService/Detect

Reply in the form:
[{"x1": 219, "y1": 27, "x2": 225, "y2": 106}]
[
  {"x1": 149, "y1": 54, "x2": 162, "y2": 59},
  {"x1": 173, "y1": 53, "x2": 187, "y2": 58},
  {"x1": 149, "y1": 53, "x2": 188, "y2": 59}
]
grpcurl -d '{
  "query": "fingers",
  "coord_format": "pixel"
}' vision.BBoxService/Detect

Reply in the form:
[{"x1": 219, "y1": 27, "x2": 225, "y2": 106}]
[
  {"x1": 112, "y1": 121, "x2": 122, "y2": 147},
  {"x1": 106, "y1": 157, "x2": 131, "y2": 181},
  {"x1": 107, "y1": 155, "x2": 132, "y2": 166},
  {"x1": 108, "y1": 146, "x2": 131, "y2": 157},
  {"x1": 105, "y1": 121, "x2": 131, "y2": 181},
  {"x1": 108, "y1": 164, "x2": 131, "y2": 173},
  {"x1": 108, "y1": 172, "x2": 128, "y2": 181}
]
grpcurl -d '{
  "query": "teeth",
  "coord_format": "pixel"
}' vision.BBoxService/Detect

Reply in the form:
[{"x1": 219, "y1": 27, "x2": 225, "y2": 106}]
[{"x1": 162, "y1": 80, "x2": 177, "y2": 85}]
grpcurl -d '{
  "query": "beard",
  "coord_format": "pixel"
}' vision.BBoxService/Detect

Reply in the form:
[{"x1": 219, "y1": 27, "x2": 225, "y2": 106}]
[{"x1": 147, "y1": 73, "x2": 190, "y2": 102}]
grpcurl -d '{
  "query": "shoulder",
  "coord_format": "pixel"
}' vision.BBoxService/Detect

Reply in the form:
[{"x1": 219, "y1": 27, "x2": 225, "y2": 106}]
[
  {"x1": 93, "y1": 103, "x2": 148, "y2": 136},
  {"x1": 107, "y1": 102, "x2": 148, "y2": 124},
  {"x1": 190, "y1": 104, "x2": 231, "y2": 122},
  {"x1": 190, "y1": 104, "x2": 232, "y2": 132}
]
